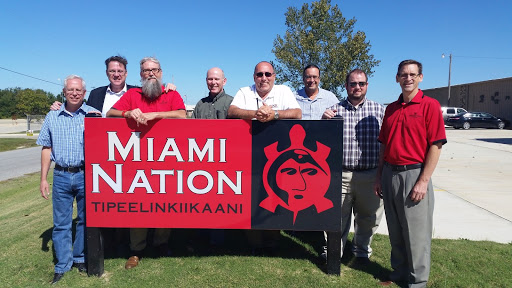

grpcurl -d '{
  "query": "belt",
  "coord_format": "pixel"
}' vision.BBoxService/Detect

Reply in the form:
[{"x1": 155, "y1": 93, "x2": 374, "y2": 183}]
[
  {"x1": 55, "y1": 164, "x2": 85, "y2": 173},
  {"x1": 343, "y1": 167, "x2": 377, "y2": 172},
  {"x1": 385, "y1": 162, "x2": 423, "y2": 172}
]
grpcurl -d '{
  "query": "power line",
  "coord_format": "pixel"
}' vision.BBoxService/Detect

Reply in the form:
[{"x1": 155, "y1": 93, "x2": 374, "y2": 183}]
[{"x1": 0, "y1": 66, "x2": 62, "y2": 86}]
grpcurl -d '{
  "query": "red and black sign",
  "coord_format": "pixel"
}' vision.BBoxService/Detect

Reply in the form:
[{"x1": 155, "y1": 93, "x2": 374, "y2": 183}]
[
  {"x1": 251, "y1": 120, "x2": 342, "y2": 231},
  {"x1": 85, "y1": 118, "x2": 342, "y2": 231}
]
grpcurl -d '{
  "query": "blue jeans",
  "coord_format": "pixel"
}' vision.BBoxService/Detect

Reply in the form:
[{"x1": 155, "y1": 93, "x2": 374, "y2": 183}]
[{"x1": 52, "y1": 169, "x2": 85, "y2": 273}]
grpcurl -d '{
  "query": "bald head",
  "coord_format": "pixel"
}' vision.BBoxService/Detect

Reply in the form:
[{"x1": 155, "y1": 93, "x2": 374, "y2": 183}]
[
  {"x1": 206, "y1": 67, "x2": 224, "y2": 79},
  {"x1": 206, "y1": 67, "x2": 227, "y2": 97},
  {"x1": 253, "y1": 61, "x2": 276, "y2": 97},
  {"x1": 253, "y1": 61, "x2": 274, "y2": 74}
]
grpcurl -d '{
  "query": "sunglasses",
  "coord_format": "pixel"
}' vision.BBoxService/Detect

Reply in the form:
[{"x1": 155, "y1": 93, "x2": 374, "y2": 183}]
[
  {"x1": 348, "y1": 82, "x2": 367, "y2": 87},
  {"x1": 255, "y1": 72, "x2": 274, "y2": 78}
]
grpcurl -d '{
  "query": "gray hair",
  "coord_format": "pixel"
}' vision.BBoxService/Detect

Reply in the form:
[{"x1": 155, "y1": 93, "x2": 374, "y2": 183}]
[
  {"x1": 64, "y1": 74, "x2": 86, "y2": 90},
  {"x1": 140, "y1": 57, "x2": 161, "y2": 71}
]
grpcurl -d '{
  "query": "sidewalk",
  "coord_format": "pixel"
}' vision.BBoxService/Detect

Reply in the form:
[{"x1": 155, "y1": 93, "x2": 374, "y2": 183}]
[{"x1": 369, "y1": 188, "x2": 512, "y2": 244}]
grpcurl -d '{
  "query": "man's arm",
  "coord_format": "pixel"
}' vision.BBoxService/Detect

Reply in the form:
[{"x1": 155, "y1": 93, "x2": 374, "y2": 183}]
[
  {"x1": 106, "y1": 108, "x2": 123, "y2": 118},
  {"x1": 107, "y1": 108, "x2": 141, "y2": 121},
  {"x1": 40, "y1": 147, "x2": 52, "y2": 200},
  {"x1": 164, "y1": 83, "x2": 177, "y2": 92},
  {"x1": 256, "y1": 106, "x2": 302, "y2": 122},
  {"x1": 142, "y1": 110, "x2": 186, "y2": 121},
  {"x1": 107, "y1": 108, "x2": 186, "y2": 123},
  {"x1": 322, "y1": 109, "x2": 336, "y2": 119},
  {"x1": 277, "y1": 108, "x2": 301, "y2": 119},
  {"x1": 410, "y1": 142, "x2": 443, "y2": 202},
  {"x1": 50, "y1": 101, "x2": 62, "y2": 111},
  {"x1": 227, "y1": 105, "x2": 257, "y2": 119}
]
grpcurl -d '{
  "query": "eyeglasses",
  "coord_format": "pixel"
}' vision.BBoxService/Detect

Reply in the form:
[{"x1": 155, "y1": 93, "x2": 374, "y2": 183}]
[
  {"x1": 255, "y1": 72, "x2": 274, "y2": 78},
  {"x1": 65, "y1": 88, "x2": 83, "y2": 94},
  {"x1": 107, "y1": 70, "x2": 126, "y2": 75},
  {"x1": 348, "y1": 82, "x2": 367, "y2": 87},
  {"x1": 304, "y1": 75, "x2": 319, "y2": 80},
  {"x1": 398, "y1": 73, "x2": 420, "y2": 79},
  {"x1": 142, "y1": 68, "x2": 161, "y2": 74}
]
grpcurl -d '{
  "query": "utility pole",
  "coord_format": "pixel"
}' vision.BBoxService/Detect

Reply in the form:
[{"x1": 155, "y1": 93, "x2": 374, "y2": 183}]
[{"x1": 442, "y1": 53, "x2": 452, "y2": 106}]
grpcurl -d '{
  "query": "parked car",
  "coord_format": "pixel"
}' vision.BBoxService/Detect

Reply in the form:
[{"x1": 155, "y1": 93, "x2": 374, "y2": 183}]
[
  {"x1": 447, "y1": 112, "x2": 505, "y2": 130},
  {"x1": 441, "y1": 107, "x2": 468, "y2": 122}
]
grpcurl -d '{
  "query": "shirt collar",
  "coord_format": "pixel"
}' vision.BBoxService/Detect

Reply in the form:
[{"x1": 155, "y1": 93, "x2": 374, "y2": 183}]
[
  {"x1": 107, "y1": 84, "x2": 128, "y2": 96},
  {"x1": 398, "y1": 89, "x2": 423, "y2": 104},
  {"x1": 342, "y1": 97, "x2": 366, "y2": 110},
  {"x1": 209, "y1": 90, "x2": 225, "y2": 102},
  {"x1": 298, "y1": 88, "x2": 323, "y2": 101},
  {"x1": 251, "y1": 84, "x2": 274, "y2": 100},
  {"x1": 59, "y1": 101, "x2": 87, "y2": 116}
]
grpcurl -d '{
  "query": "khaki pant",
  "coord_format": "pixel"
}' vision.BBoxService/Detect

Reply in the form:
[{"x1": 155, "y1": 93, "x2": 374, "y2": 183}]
[
  {"x1": 325, "y1": 168, "x2": 384, "y2": 258},
  {"x1": 129, "y1": 228, "x2": 171, "y2": 252}
]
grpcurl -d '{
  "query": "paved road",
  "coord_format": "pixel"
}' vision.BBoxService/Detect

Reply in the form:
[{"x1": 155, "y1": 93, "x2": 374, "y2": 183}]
[
  {"x1": 0, "y1": 119, "x2": 42, "y2": 181},
  {"x1": 0, "y1": 146, "x2": 42, "y2": 181}
]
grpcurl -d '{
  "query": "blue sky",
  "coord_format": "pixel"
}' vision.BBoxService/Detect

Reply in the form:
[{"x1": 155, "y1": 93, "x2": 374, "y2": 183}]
[{"x1": 1, "y1": 0, "x2": 511, "y2": 106}]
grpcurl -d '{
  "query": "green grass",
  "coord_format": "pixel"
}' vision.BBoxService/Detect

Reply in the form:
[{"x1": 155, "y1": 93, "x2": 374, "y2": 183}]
[
  {"x1": 1, "y1": 172, "x2": 511, "y2": 287},
  {"x1": 0, "y1": 138, "x2": 38, "y2": 152}
]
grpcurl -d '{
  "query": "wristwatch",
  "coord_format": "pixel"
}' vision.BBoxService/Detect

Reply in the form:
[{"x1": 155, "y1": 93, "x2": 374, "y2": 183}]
[{"x1": 274, "y1": 110, "x2": 279, "y2": 120}]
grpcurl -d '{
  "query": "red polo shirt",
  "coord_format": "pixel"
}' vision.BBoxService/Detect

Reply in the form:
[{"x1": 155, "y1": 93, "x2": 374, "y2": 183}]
[
  {"x1": 378, "y1": 89, "x2": 446, "y2": 165},
  {"x1": 112, "y1": 86, "x2": 185, "y2": 112}
]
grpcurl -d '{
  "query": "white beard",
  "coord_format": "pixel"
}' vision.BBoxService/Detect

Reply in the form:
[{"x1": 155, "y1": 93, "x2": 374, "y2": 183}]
[{"x1": 141, "y1": 77, "x2": 163, "y2": 100}]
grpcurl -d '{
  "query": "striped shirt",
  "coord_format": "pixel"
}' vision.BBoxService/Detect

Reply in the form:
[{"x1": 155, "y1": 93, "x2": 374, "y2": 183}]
[
  {"x1": 295, "y1": 88, "x2": 339, "y2": 120},
  {"x1": 330, "y1": 98, "x2": 384, "y2": 170},
  {"x1": 37, "y1": 103, "x2": 99, "y2": 167}
]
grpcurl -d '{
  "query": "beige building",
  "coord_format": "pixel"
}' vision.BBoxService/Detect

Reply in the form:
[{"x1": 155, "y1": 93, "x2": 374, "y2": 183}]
[{"x1": 423, "y1": 77, "x2": 512, "y2": 125}]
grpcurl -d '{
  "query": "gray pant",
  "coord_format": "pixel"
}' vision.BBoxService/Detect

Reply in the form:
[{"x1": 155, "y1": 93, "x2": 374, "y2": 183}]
[
  {"x1": 325, "y1": 168, "x2": 384, "y2": 258},
  {"x1": 382, "y1": 164, "x2": 434, "y2": 288}
]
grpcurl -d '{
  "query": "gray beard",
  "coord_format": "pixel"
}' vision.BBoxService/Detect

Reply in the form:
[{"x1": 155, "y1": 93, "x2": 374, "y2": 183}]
[{"x1": 141, "y1": 77, "x2": 163, "y2": 100}]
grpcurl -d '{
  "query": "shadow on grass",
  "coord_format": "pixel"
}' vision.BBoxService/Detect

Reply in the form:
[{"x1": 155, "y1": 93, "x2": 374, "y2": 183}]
[
  {"x1": 40, "y1": 225, "x2": 52, "y2": 252},
  {"x1": 99, "y1": 228, "x2": 334, "y2": 273},
  {"x1": 39, "y1": 218, "x2": 82, "y2": 266},
  {"x1": 41, "y1": 223, "x2": 393, "y2": 278},
  {"x1": 291, "y1": 231, "x2": 392, "y2": 280},
  {"x1": 340, "y1": 241, "x2": 394, "y2": 285}
]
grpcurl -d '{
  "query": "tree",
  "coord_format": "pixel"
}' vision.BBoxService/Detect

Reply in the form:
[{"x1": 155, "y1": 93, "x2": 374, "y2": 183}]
[
  {"x1": 0, "y1": 88, "x2": 20, "y2": 118},
  {"x1": 15, "y1": 89, "x2": 56, "y2": 115},
  {"x1": 272, "y1": 0, "x2": 380, "y2": 98}
]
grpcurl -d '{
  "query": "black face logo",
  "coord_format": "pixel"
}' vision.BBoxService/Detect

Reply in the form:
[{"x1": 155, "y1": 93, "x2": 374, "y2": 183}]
[{"x1": 259, "y1": 124, "x2": 333, "y2": 223}]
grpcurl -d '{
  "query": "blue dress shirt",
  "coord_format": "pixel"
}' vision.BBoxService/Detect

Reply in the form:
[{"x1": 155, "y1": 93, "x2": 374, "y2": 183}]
[
  {"x1": 37, "y1": 102, "x2": 99, "y2": 167},
  {"x1": 295, "y1": 88, "x2": 339, "y2": 120}
]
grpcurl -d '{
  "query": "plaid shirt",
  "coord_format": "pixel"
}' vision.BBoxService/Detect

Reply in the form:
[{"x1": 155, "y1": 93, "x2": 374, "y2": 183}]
[
  {"x1": 330, "y1": 98, "x2": 384, "y2": 170},
  {"x1": 37, "y1": 102, "x2": 99, "y2": 167}
]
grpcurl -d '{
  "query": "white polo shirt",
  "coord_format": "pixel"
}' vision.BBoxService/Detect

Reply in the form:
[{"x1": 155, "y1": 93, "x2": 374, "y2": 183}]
[{"x1": 231, "y1": 84, "x2": 300, "y2": 111}]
